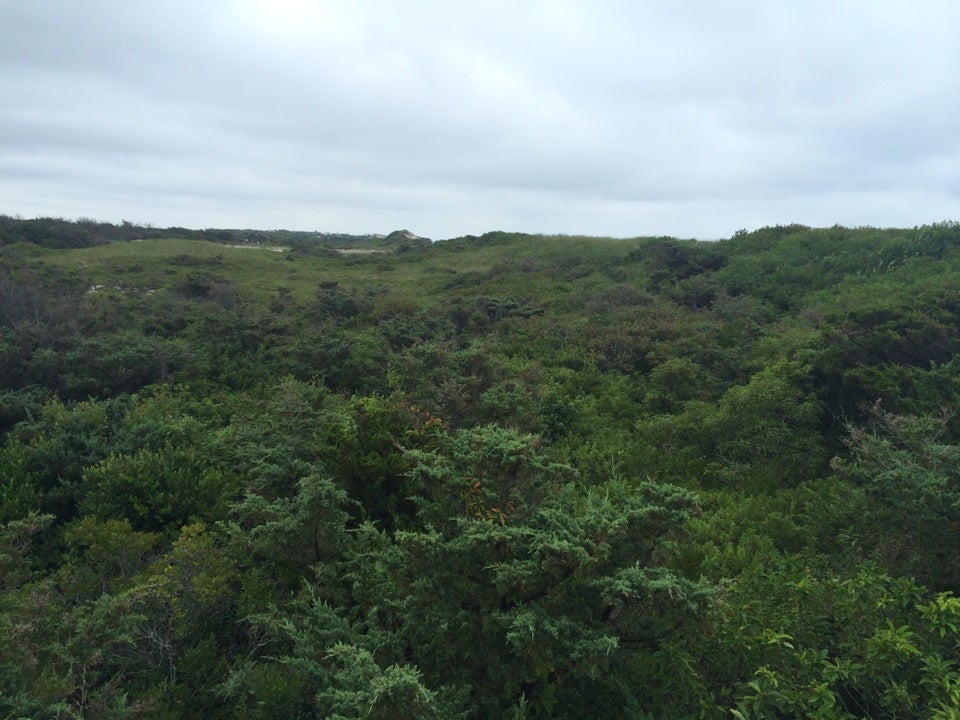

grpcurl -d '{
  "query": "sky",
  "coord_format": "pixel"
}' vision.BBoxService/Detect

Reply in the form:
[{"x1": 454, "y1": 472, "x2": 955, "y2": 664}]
[{"x1": 1, "y1": 1, "x2": 959, "y2": 240}]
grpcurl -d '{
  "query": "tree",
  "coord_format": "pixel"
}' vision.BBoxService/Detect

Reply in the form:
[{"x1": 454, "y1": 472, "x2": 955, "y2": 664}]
[
  {"x1": 836, "y1": 404, "x2": 960, "y2": 590},
  {"x1": 229, "y1": 426, "x2": 711, "y2": 719}
]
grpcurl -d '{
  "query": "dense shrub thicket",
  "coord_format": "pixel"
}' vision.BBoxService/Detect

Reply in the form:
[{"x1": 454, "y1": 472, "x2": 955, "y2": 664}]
[{"x1": 3, "y1": 219, "x2": 960, "y2": 718}]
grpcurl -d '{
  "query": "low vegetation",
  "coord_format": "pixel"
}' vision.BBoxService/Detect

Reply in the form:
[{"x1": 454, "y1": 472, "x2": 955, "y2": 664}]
[{"x1": 3, "y1": 216, "x2": 960, "y2": 718}]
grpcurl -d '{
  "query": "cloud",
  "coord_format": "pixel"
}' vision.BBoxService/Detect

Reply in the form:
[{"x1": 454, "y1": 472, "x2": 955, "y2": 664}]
[{"x1": 1, "y1": 0, "x2": 958, "y2": 238}]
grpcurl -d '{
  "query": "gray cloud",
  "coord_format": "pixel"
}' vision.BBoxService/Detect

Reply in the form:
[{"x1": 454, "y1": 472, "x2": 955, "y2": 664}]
[{"x1": 2, "y1": 0, "x2": 958, "y2": 239}]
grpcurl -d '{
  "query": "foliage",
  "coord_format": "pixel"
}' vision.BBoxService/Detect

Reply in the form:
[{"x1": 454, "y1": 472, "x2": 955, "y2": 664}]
[
  {"x1": 224, "y1": 427, "x2": 708, "y2": 719},
  {"x1": 713, "y1": 563, "x2": 960, "y2": 719},
  {"x1": 836, "y1": 404, "x2": 960, "y2": 589},
  {"x1": 2, "y1": 219, "x2": 960, "y2": 716}
]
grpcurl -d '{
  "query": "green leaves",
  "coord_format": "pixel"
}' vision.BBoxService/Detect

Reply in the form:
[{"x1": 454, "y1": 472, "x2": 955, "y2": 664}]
[
  {"x1": 9, "y1": 222, "x2": 960, "y2": 717},
  {"x1": 0, "y1": 510, "x2": 53, "y2": 589},
  {"x1": 839, "y1": 405, "x2": 960, "y2": 588},
  {"x1": 315, "y1": 644, "x2": 449, "y2": 720},
  {"x1": 81, "y1": 447, "x2": 230, "y2": 531},
  {"x1": 222, "y1": 425, "x2": 708, "y2": 719},
  {"x1": 711, "y1": 562, "x2": 960, "y2": 719},
  {"x1": 635, "y1": 360, "x2": 825, "y2": 491},
  {"x1": 405, "y1": 424, "x2": 571, "y2": 530}
]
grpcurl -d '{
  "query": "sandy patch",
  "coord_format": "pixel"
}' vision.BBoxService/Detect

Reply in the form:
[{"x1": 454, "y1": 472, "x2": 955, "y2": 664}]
[{"x1": 226, "y1": 244, "x2": 288, "y2": 252}]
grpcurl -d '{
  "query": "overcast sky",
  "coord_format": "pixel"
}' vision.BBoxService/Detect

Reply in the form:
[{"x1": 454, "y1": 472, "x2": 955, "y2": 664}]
[{"x1": 2, "y1": 1, "x2": 958, "y2": 240}]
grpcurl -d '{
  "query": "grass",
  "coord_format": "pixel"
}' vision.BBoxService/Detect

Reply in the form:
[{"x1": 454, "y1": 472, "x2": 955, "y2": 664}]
[{"x1": 7, "y1": 232, "x2": 651, "y2": 313}]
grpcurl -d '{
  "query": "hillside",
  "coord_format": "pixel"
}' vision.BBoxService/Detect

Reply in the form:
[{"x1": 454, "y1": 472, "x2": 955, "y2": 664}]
[{"x1": 2, "y1": 219, "x2": 960, "y2": 718}]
